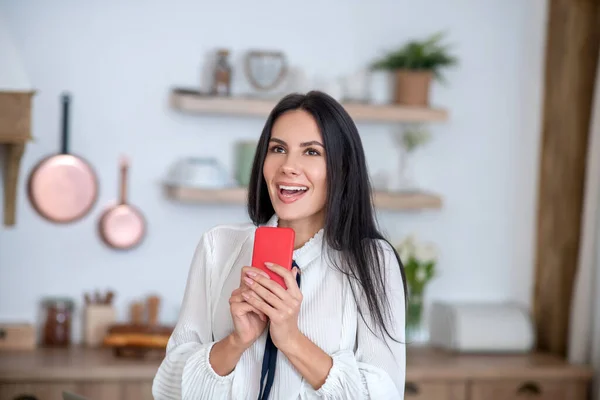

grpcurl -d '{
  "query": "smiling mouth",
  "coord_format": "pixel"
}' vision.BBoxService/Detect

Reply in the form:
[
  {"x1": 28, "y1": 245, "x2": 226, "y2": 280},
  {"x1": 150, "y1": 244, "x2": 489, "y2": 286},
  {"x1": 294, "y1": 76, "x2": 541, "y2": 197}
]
[{"x1": 277, "y1": 184, "x2": 308, "y2": 203}]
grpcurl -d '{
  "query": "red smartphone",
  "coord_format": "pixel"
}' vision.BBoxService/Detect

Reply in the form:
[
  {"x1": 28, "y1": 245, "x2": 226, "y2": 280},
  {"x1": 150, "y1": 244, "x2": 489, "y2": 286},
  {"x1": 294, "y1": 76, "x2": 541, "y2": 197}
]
[{"x1": 251, "y1": 226, "x2": 295, "y2": 289}]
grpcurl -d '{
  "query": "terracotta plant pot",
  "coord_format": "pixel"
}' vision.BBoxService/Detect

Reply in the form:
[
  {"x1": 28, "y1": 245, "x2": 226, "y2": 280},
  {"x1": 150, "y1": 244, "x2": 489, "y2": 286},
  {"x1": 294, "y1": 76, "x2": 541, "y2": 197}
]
[{"x1": 394, "y1": 70, "x2": 433, "y2": 106}]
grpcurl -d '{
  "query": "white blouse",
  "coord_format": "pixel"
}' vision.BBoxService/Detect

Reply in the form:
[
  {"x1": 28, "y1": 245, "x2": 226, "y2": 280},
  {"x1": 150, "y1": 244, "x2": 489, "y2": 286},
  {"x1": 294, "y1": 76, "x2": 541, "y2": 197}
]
[{"x1": 152, "y1": 214, "x2": 406, "y2": 399}]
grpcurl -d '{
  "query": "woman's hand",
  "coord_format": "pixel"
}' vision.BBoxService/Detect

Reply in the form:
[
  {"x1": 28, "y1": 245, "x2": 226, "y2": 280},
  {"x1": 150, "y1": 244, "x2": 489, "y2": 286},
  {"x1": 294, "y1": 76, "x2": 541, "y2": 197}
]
[
  {"x1": 228, "y1": 268, "x2": 270, "y2": 349},
  {"x1": 242, "y1": 262, "x2": 303, "y2": 352}
]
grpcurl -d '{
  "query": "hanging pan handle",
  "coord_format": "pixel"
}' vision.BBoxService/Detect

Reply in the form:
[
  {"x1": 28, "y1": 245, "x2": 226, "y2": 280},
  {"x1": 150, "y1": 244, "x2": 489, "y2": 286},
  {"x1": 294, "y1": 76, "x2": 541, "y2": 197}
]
[
  {"x1": 60, "y1": 93, "x2": 71, "y2": 154},
  {"x1": 119, "y1": 156, "x2": 129, "y2": 205}
]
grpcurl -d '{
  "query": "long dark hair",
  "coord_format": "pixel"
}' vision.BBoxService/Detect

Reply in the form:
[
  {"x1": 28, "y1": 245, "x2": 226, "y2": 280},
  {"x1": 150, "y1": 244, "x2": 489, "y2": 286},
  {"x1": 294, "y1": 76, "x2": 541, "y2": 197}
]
[{"x1": 247, "y1": 90, "x2": 407, "y2": 341}]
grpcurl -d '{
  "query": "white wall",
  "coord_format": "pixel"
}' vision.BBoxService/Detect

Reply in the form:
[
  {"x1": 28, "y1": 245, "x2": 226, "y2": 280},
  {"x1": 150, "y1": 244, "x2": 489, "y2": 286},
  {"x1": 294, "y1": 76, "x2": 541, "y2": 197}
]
[
  {"x1": 0, "y1": 12, "x2": 30, "y2": 90},
  {"x1": 0, "y1": 0, "x2": 548, "y2": 341}
]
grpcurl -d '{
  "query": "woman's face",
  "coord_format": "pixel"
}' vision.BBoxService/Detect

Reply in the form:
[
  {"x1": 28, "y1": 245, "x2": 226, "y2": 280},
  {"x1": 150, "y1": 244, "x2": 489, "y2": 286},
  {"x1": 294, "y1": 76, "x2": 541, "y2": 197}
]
[{"x1": 262, "y1": 109, "x2": 327, "y2": 227}]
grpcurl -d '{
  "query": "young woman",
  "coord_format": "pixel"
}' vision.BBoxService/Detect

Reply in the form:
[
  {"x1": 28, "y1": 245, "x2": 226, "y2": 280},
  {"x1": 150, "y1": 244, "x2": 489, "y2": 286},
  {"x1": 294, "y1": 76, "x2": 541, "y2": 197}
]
[{"x1": 152, "y1": 91, "x2": 407, "y2": 399}]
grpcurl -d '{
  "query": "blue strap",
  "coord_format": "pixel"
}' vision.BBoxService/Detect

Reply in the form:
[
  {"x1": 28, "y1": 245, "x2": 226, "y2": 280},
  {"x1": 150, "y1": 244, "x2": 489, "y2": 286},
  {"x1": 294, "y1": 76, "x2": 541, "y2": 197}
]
[{"x1": 257, "y1": 260, "x2": 301, "y2": 400}]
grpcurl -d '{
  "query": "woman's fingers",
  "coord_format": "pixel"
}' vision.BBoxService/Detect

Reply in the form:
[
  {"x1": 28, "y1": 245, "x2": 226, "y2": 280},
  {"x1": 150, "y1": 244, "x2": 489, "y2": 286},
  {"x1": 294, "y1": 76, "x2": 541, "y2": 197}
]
[
  {"x1": 265, "y1": 262, "x2": 302, "y2": 299},
  {"x1": 230, "y1": 288, "x2": 267, "y2": 321},
  {"x1": 244, "y1": 265, "x2": 292, "y2": 298},
  {"x1": 231, "y1": 301, "x2": 267, "y2": 322},
  {"x1": 242, "y1": 290, "x2": 277, "y2": 319}
]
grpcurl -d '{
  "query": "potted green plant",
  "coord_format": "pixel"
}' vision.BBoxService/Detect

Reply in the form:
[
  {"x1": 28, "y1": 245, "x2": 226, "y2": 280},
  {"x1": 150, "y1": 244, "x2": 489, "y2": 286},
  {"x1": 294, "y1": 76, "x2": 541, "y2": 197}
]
[{"x1": 371, "y1": 32, "x2": 457, "y2": 106}]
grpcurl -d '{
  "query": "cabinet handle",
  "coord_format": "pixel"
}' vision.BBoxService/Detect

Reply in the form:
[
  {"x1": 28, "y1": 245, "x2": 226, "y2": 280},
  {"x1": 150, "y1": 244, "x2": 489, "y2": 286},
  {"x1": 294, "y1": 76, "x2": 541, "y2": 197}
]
[
  {"x1": 405, "y1": 381, "x2": 420, "y2": 395},
  {"x1": 516, "y1": 381, "x2": 541, "y2": 395},
  {"x1": 14, "y1": 396, "x2": 39, "y2": 400}
]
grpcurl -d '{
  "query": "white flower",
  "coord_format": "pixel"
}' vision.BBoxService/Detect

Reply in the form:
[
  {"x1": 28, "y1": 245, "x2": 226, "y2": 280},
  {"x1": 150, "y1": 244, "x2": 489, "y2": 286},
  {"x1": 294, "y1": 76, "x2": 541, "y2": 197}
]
[
  {"x1": 399, "y1": 247, "x2": 411, "y2": 263},
  {"x1": 398, "y1": 234, "x2": 416, "y2": 251},
  {"x1": 416, "y1": 268, "x2": 427, "y2": 282},
  {"x1": 415, "y1": 243, "x2": 437, "y2": 264},
  {"x1": 397, "y1": 234, "x2": 417, "y2": 263}
]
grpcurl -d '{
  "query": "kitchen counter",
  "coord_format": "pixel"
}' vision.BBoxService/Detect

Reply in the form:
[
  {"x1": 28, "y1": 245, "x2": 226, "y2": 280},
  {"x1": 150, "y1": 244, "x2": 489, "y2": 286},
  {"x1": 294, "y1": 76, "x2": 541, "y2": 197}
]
[
  {"x1": 0, "y1": 347, "x2": 161, "y2": 381},
  {"x1": 0, "y1": 345, "x2": 593, "y2": 381},
  {"x1": 405, "y1": 346, "x2": 593, "y2": 381},
  {"x1": 0, "y1": 346, "x2": 594, "y2": 400}
]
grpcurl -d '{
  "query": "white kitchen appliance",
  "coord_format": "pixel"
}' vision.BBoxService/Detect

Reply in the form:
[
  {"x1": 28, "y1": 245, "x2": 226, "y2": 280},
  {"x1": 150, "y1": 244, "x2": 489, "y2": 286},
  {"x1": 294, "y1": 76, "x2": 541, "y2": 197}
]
[{"x1": 428, "y1": 301, "x2": 535, "y2": 353}]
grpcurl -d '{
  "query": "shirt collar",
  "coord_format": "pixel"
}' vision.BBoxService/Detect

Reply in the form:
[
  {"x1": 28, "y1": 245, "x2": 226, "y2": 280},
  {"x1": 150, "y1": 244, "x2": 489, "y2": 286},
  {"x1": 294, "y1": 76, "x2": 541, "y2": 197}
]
[{"x1": 263, "y1": 214, "x2": 325, "y2": 269}]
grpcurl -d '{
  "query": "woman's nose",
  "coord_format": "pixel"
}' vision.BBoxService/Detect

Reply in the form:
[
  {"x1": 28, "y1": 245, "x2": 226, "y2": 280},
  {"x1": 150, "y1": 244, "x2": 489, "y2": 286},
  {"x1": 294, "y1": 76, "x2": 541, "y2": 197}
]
[{"x1": 280, "y1": 156, "x2": 300, "y2": 176}]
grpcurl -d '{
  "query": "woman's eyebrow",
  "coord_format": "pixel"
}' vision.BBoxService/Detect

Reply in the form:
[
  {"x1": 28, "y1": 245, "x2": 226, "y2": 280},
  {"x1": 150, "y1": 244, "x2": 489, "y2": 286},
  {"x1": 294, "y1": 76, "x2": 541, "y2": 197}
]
[
  {"x1": 269, "y1": 138, "x2": 324, "y2": 148},
  {"x1": 269, "y1": 137, "x2": 287, "y2": 146},
  {"x1": 300, "y1": 140, "x2": 325, "y2": 148}
]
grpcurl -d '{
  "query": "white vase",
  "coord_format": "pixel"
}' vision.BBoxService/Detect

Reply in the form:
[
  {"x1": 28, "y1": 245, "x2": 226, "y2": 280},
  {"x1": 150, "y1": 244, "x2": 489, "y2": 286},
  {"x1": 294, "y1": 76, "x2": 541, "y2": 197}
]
[
  {"x1": 369, "y1": 70, "x2": 393, "y2": 105},
  {"x1": 342, "y1": 69, "x2": 370, "y2": 102},
  {"x1": 395, "y1": 134, "x2": 419, "y2": 192}
]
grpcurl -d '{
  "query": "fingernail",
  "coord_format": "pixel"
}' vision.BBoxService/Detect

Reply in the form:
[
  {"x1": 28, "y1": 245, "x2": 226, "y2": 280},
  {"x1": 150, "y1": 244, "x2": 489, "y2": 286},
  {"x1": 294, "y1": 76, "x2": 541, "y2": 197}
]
[
  {"x1": 265, "y1": 262, "x2": 273, "y2": 269},
  {"x1": 243, "y1": 276, "x2": 253, "y2": 285},
  {"x1": 242, "y1": 292, "x2": 249, "y2": 299},
  {"x1": 246, "y1": 271, "x2": 257, "y2": 277}
]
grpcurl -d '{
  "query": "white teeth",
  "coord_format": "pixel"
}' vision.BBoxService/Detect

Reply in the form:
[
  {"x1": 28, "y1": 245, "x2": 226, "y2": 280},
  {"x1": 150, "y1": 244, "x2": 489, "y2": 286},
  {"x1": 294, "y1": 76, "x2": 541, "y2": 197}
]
[{"x1": 279, "y1": 185, "x2": 308, "y2": 191}]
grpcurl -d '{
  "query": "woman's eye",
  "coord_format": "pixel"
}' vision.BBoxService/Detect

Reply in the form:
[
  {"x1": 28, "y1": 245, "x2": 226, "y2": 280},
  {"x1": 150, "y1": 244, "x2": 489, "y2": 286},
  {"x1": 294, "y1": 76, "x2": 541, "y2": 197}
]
[
  {"x1": 306, "y1": 148, "x2": 320, "y2": 156},
  {"x1": 270, "y1": 145, "x2": 285, "y2": 153}
]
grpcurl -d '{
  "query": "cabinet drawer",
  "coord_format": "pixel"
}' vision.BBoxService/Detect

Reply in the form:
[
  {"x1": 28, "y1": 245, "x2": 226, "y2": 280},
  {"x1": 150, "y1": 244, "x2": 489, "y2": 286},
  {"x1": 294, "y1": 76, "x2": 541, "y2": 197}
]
[
  {"x1": 470, "y1": 379, "x2": 588, "y2": 400},
  {"x1": 404, "y1": 380, "x2": 467, "y2": 400},
  {"x1": 0, "y1": 383, "x2": 77, "y2": 400}
]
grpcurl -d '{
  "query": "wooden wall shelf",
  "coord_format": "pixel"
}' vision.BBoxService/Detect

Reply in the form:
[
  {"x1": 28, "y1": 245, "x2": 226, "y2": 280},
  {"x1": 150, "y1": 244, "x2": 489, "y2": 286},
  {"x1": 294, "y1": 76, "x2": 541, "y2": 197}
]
[
  {"x1": 170, "y1": 89, "x2": 449, "y2": 123},
  {"x1": 163, "y1": 184, "x2": 442, "y2": 211}
]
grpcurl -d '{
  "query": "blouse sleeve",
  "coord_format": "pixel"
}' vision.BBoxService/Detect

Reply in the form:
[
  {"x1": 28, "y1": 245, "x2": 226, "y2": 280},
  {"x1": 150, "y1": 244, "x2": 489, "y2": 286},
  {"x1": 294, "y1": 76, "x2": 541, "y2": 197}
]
[
  {"x1": 313, "y1": 241, "x2": 407, "y2": 399},
  {"x1": 152, "y1": 231, "x2": 235, "y2": 400}
]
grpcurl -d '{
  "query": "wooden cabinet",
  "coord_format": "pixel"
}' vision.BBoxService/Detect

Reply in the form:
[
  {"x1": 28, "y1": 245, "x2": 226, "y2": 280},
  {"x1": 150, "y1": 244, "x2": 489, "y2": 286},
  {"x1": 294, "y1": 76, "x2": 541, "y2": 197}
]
[
  {"x1": 403, "y1": 381, "x2": 467, "y2": 399},
  {"x1": 405, "y1": 347, "x2": 593, "y2": 400},
  {"x1": 402, "y1": 379, "x2": 589, "y2": 400},
  {"x1": 0, "y1": 347, "x2": 158, "y2": 400},
  {"x1": 469, "y1": 380, "x2": 588, "y2": 400},
  {"x1": 0, "y1": 346, "x2": 594, "y2": 400},
  {"x1": 0, "y1": 382, "x2": 152, "y2": 400}
]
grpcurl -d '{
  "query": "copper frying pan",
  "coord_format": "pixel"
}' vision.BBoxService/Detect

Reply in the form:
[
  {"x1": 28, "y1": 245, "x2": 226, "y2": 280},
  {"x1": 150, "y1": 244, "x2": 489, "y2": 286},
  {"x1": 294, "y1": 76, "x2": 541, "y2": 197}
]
[
  {"x1": 27, "y1": 93, "x2": 98, "y2": 223},
  {"x1": 98, "y1": 156, "x2": 146, "y2": 250}
]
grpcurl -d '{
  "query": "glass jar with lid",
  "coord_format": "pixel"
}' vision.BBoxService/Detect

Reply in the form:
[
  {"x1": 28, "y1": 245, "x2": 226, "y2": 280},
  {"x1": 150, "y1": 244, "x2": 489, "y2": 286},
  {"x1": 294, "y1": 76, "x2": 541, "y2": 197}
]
[{"x1": 40, "y1": 297, "x2": 75, "y2": 347}]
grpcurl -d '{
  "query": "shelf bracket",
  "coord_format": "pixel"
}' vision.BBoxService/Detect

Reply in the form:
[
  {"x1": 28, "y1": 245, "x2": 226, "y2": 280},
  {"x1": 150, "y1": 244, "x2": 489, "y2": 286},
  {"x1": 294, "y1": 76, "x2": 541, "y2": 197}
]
[{"x1": 2, "y1": 142, "x2": 26, "y2": 226}]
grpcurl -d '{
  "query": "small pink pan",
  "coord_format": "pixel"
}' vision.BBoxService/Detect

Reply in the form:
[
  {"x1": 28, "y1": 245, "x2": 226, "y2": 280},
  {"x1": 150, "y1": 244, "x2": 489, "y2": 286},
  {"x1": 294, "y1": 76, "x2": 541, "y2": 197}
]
[
  {"x1": 98, "y1": 156, "x2": 146, "y2": 250},
  {"x1": 27, "y1": 93, "x2": 98, "y2": 224}
]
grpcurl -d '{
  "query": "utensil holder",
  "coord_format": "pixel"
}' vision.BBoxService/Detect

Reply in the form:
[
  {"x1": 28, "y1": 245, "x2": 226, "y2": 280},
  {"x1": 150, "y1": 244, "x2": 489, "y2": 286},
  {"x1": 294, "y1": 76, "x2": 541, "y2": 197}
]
[{"x1": 83, "y1": 304, "x2": 116, "y2": 347}]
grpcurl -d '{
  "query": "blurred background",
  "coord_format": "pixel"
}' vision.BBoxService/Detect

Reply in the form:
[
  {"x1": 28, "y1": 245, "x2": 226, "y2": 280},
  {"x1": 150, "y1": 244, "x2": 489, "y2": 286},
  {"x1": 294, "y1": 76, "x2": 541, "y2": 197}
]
[{"x1": 1, "y1": 0, "x2": 599, "y2": 399}]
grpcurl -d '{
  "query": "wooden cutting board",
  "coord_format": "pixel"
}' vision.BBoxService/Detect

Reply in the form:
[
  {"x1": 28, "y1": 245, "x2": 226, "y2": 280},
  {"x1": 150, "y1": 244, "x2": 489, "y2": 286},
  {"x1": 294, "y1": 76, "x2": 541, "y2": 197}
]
[{"x1": 0, "y1": 323, "x2": 36, "y2": 350}]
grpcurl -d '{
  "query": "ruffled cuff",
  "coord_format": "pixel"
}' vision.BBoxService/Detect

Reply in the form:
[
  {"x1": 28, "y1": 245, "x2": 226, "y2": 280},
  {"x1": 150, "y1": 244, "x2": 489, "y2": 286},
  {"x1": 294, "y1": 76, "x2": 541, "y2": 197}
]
[
  {"x1": 181, "y1": 342, "x2": 235, "y2": 398},
  {"x1": 314, "y1": 350, "x2": 367, "y2": 398}
]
